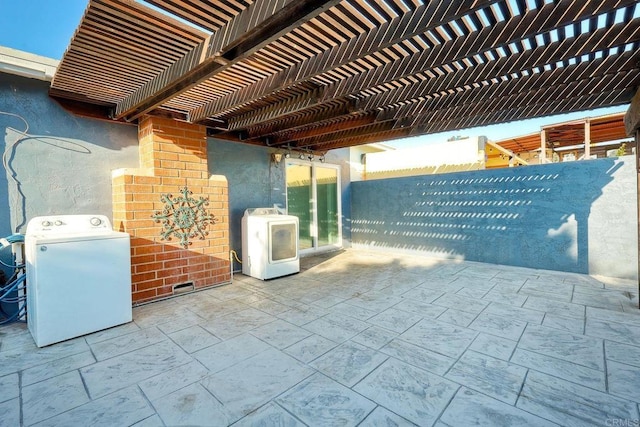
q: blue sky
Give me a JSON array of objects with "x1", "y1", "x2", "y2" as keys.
[
  {"x1": 0, "y1": 0, "x2": 629, "y2": 146},
  {"x1": 0, "y1": 0, "x2": 87, "y2": 59}
]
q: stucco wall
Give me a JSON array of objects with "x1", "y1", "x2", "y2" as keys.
[
  {"x1": 351, "y1": 157, "x2": 638, "y2": 280},
  {"x1": 0, "y1": 73, "x2": 139, "y2": 234},
  {"x1": 207, "y1": 139, "x2": 284, "y2": 271},
  {"x1": 208, "y1": 139, "x2": 351, "y2": 271},
  {"x1": 0, "y1": 73, "x2": 354, "y2": 279}
]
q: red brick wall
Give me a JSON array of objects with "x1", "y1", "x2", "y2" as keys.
[{"x1": 112, "y1": 116, "x2": 230, "y2": 303}]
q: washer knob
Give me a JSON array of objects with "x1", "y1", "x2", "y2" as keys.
[
  {"x1": 54, "y1": 220, "x2": 63, "y2": 226},
  {"x1": 90, "y1": 217, "x2": 102, "y2": 226},
  {"x1": 41, "y1": 220, "x2": 52, "y2": 227}
]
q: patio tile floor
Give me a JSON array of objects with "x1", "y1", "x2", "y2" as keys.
[{"x1": 1, "y1": 249, "x2": 639, "y2": 426}]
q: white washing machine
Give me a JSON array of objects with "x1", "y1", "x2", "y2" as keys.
[
  {"x1": 242, "y1": 208, "x2": 299, "y2": 280},
  {"x1": 25, "y1": 214, "x2": 132, "y2": 347}
]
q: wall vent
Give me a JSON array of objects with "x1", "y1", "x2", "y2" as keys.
[{"x1": 173, "y1": 282, "x2": 195, "y2": 295}]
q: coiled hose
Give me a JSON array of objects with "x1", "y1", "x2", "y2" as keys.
[{"x1": 0, "y1": 233, "x2": 25, "y2": 325}]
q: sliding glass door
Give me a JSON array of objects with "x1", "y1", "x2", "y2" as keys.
[
  {"x1": 286, "y1": 161, "x2": 341, "y2": 253},
  {"x1": 286, "y1": 163, "x2": 313, "y2": 250}
]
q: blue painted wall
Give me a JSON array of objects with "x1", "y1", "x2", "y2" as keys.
[
  {"x1": 0, "y1": 73, "x2": 139, "y2": 234},
  {"x1": 208, "y1": 139, "x2": 352, "y2": 271},
  {"x1": 352, "y1": 158, "x2": 637, "y2": 280},
  {"x1": 0, "y1": 73, "x2": 353, "y2": 279},
  {"x1": 8, "y1": 70, "x2": 628, "y2": 282},
  {"x1": 0, "y1": 72, "x2": 139, "y2": 300},
  {"x1": 207, "y1": 139, "x2": 285, "y2": 271}
]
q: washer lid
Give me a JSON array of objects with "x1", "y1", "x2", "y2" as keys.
[{"x1": 29, "y1": 231, "x2": 130, "y2": 245}]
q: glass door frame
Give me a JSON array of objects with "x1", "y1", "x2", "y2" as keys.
[{"x1": 285, "y1": 160, "x2": 342, "y2": 255}]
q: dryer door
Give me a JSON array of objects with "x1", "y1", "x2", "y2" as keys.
[{"x1": 269, "y1": 220, "x2": 298, "y2": 263}]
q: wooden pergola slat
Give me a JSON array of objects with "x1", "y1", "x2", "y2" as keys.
[
  {"x1": 189, "y1": 0, "x2": 496, "y2": 122},
  {"x1": 49, "y1": 0, "x2": 640, "y2": 153},
  {"x1": 216, "y1": 17, "x2": 640, "y2": 146},
  {"x1": 113, "y1": 0, "x2": 342, "y2": 120},
  {"x1": 209, "y1": 0, "x2": 638, "y2": 137}
]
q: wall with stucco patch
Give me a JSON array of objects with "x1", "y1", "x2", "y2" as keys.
[{"x1": 0, "y1": 73, "x2": 140, "y2": 234}]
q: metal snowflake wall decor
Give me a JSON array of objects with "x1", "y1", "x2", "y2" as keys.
[{"x1": 152, "y1": 187, "x2": 217, "y2": 248}]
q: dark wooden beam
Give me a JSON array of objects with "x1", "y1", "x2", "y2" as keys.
[
  {"x1": 221, "y1": 21, "x2": 638, "y2": 147},
  {"x1": 208, "y1": 0, "x2": 638, "y2": 134},
  {"x1": 320, "y1": 0, "x2": 633, "y2": 104},
  {"x1": 305, "y1": 128, "x2": 413, "y2": 151},
  {"x1": 388, "y1": 50, "x2": 640, "y2": 125},
  {"x1": 49, "y1": 94, "x2": 200, "y2": 126},
  {"x1": 358, "y1": 20, "x2": 639, "y2": 113},
  {"x1": 226, "y1": 86, "x2": 325, "y2": 131},
  {"x1": 50, "y1": 96, "x2": 119, "y2": 122},
  {"x1": 269, "y1": 112, "x2": 378, "y2": 146},
  {"x1": 292, "y1": 121, "x2": 398, "y2": 149},
  {"x1": 295, "y1": 57, "x2": 639, "y2": 151},
  {"x1": 625, "y1": 87, "x2": 640, "y2": 136},
  {"x1": 281, "y1": 86, "x2": 633, "y2": 153},
  {"x1": 114, "y1": 0, "x2": 341, "y2": 121},
  {"x1": 419, "y1": 89, "x2": 633, "y2": 137},
  {"x1": 49, "y1": 87, "x2": 115, "y2": 107},
  {"x1": 200, "y1": 119, "x2": 228, "y2": 131},
  {"x1": 189, "y1": 0, "x2": 496, "y2": 122},
  {"x1": 237, "y1": 100, "x2": 356, "y2": 140},
  {"x1": 312, "y1": 89, "x2": 630, "y2": 153},
  {"x1": 146, "y1": 108, "x2": 188, "y2": 121}
]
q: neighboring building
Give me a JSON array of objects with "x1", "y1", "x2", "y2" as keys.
[
  {"x1": 349, "y1": 143, "x2": 395, "y2": 181},
  {"x1": 0, "y1": 46, "x2": 58, "y2": 81},
  {"x1": 356, "y1": 112, "x2": 634, "y2": 180},
  {"x1": 495, "y1": 112, "x2": 634, "y2": 164},
  {"x1": 358, "y1": 136, "x2": 528, "y2": 180}
]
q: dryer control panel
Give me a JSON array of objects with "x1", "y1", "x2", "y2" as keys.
[{"x1": 244, "y1": 208, "x2": 283, "y2": 216}]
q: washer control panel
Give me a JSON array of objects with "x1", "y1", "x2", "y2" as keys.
[{"x1": 26, "y1": 214, "x2": 113, "y2": 236}]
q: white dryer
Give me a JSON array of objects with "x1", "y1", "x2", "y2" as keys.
[
  {"x1": 242, "y1": 208, "x2": 299, "y2": 280},
  {"x1": 25, "y1": 214, "x2": 132, "y2": 347}
]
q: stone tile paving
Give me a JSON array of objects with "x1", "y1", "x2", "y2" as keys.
[{"x1": 1, "y1": 249, "x2": 639, "y2": 426}]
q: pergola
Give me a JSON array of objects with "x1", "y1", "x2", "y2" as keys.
[
  {"x1": 48, "y1": 0, "x2": 640, "y2": 155},
  {"x1": 496, "y1": 111, "x2": 632, "y2": 159}
]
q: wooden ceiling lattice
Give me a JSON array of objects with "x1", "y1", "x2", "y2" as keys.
[{"x1": 50, "y1": 0, "x2": 640, "y2": 153}]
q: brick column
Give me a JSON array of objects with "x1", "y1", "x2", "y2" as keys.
[{"x1": 112, "y1": 116, "x2": 230, "y2": 303}]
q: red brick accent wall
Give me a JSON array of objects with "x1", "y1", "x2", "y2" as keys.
[{"x1": 112, "y1": 116, "x2": 230, "y2": 303}]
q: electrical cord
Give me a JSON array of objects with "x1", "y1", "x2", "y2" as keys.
[
  {"x1": 0, "y1": 303, "x2": 26, "y2": 325},
  {"x1": 230, "y1": 249, "x2": 242, "y2": 264},
  {"x1": 0, "y1": 274, "x2": 25, "y2": 300},
  {"x1": 0, "y1": 258, "x2": 24, "y2": 269}
]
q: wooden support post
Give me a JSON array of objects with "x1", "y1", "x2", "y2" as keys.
[
  {"x1": 540, "y1": 129, "x2": 547, "y2": 163},
  {"x1": 625, "y1": 88, "x2": 640, "y2": 308},
  {"x1": 637, "y1": 129, "x2": 640, "y2": 308},
  {"x1": 584, "y1": 119, "x2": 591, "y2": 160}
]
